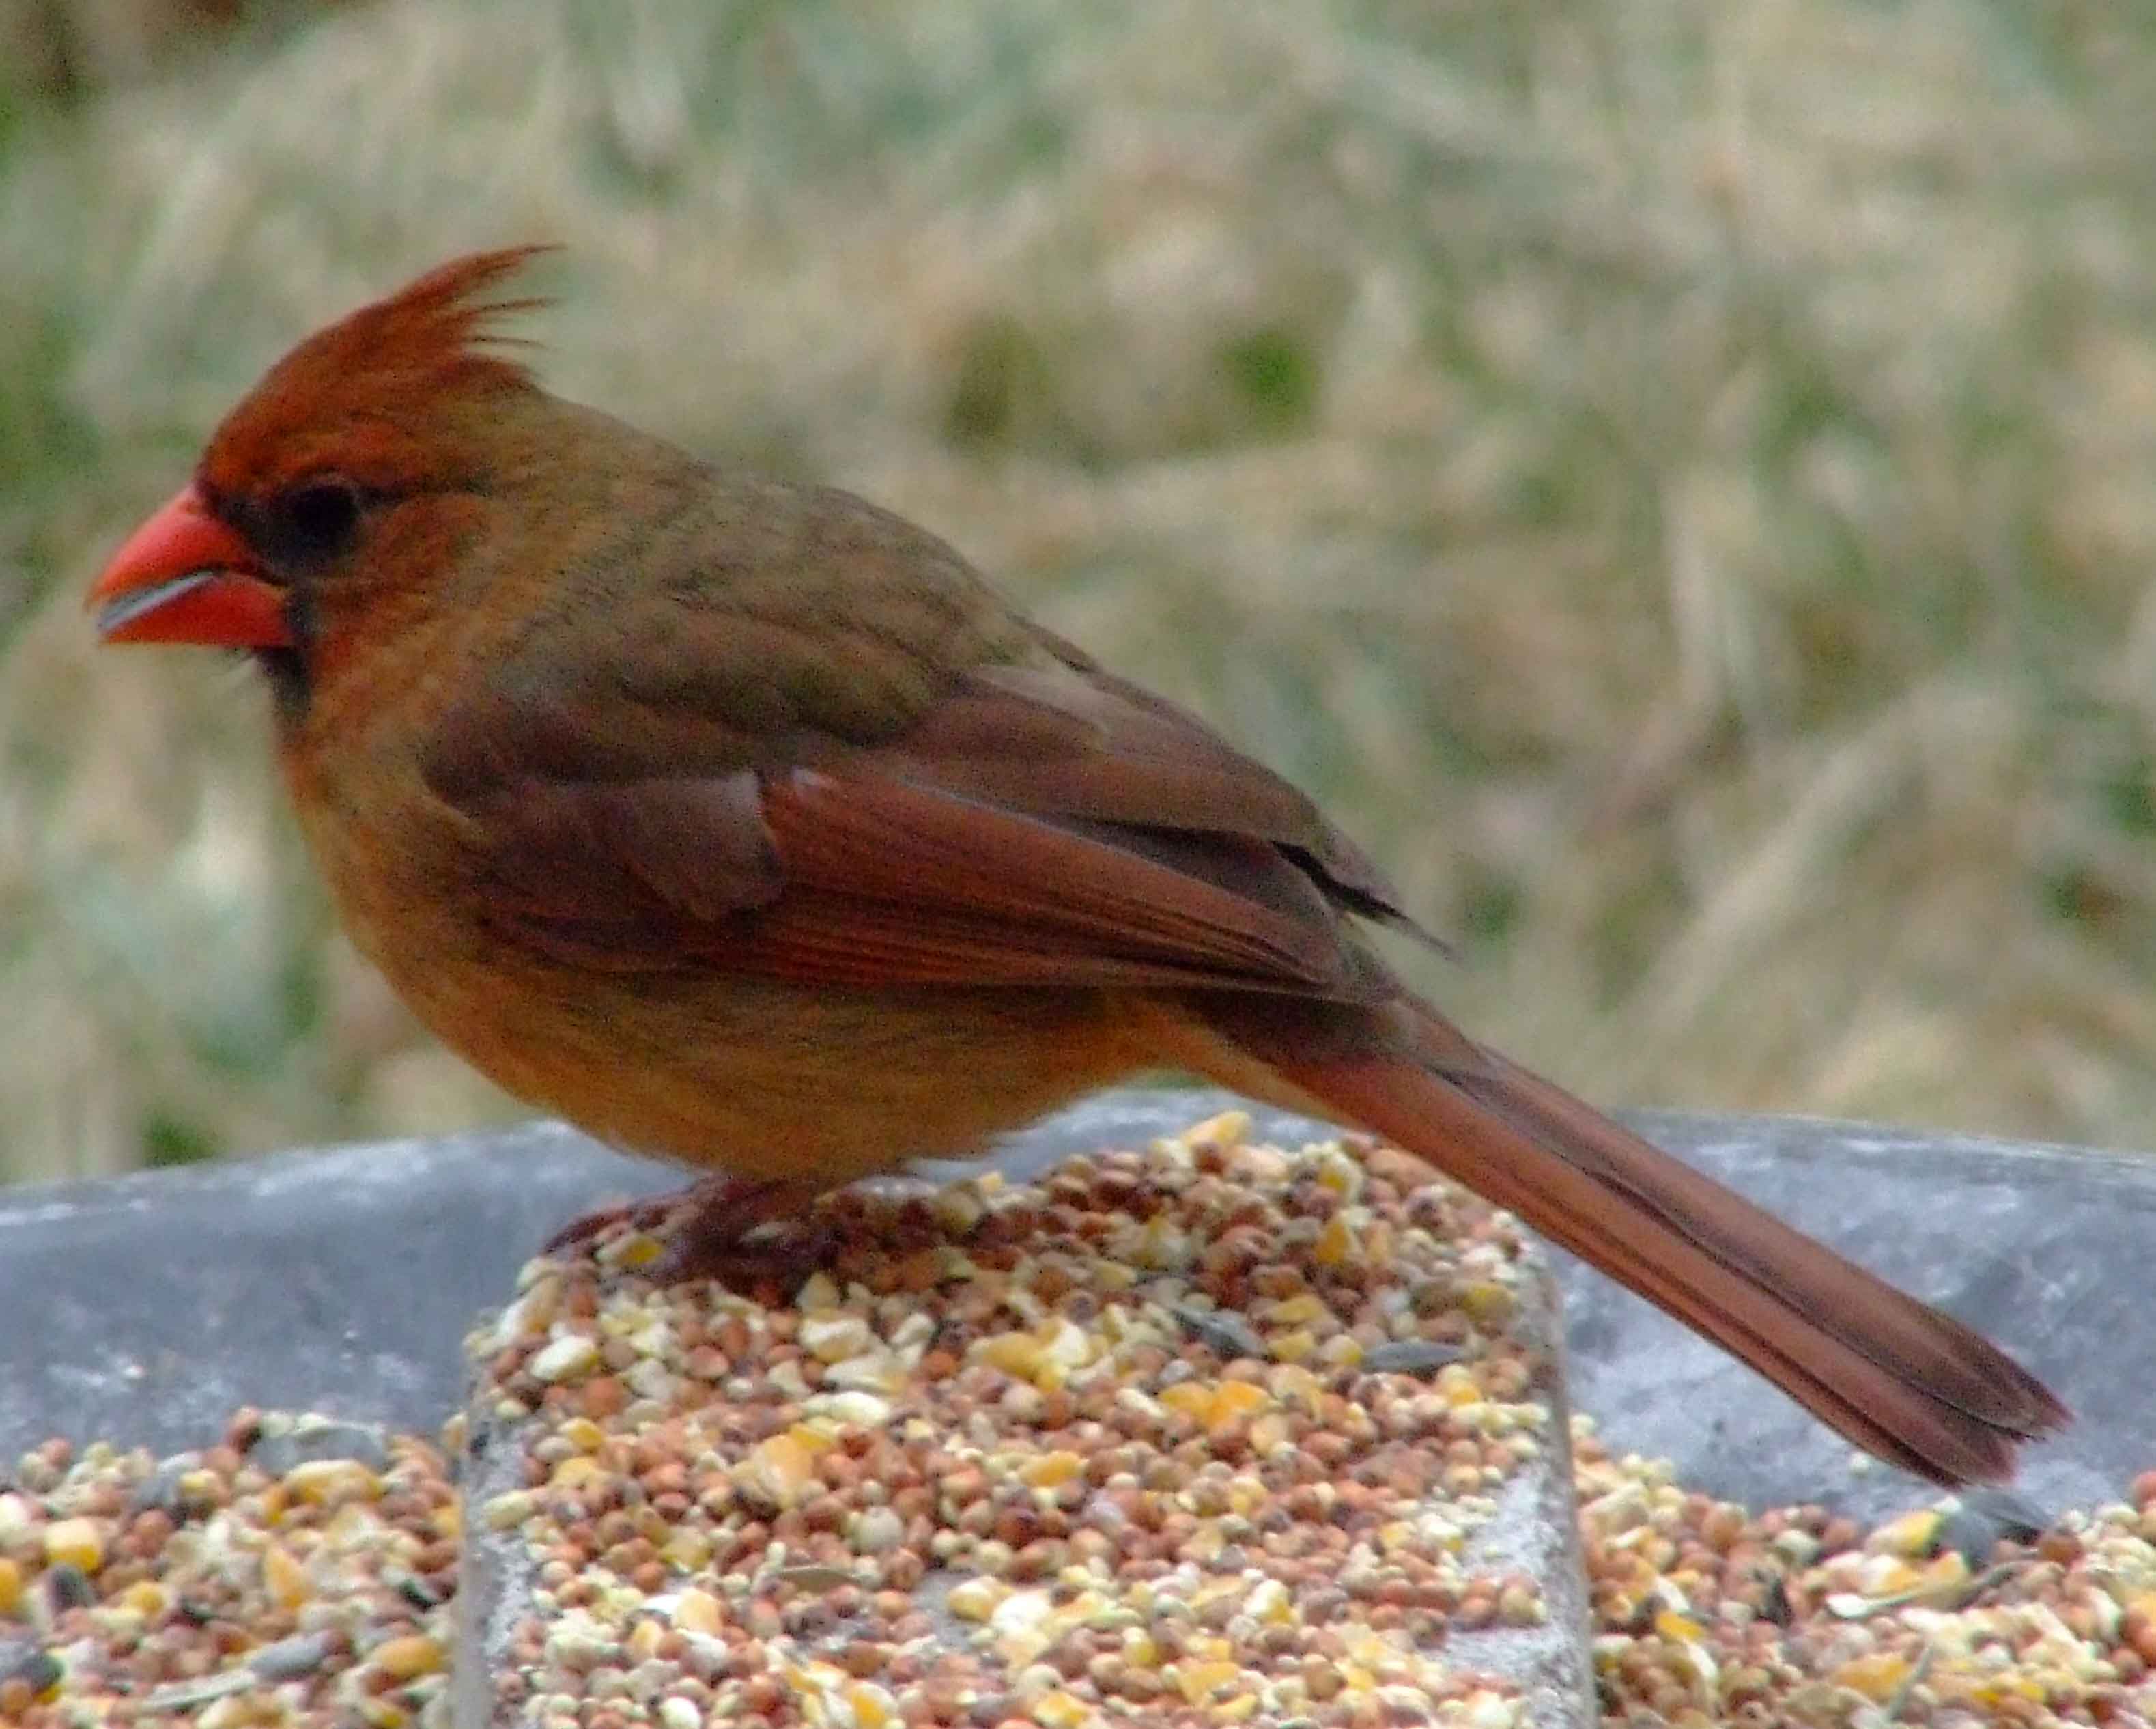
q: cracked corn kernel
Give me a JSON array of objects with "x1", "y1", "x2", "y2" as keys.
[
  {"x1": 1157, "y1": 1378, "x2": 1271, "y2": 1431},
  {"x1": 1179, "y1": 1109, "x2": 1251, "y2": 1151},
  {"x1": 948, "y1": 1578, "x2": 1006, "y2": 1621},
  {"x1": 115, "y1": 1578, "x2": 169, "y2": 1620},
  {"x1": 1019, "y1": 1450, "x2": 1085, "y2": 1489},
  {"x1": 283, "y1": 1459, "x2": 378, "y2": 1506},
  {"x1": 1266, "y1": 1327, "x2": 1317, "y2": 1362},
  {"x1": 1313, "y1": 1213, "x2": 1358, "y2": 1266},
  {"x1": 1460, "y1": 1281, "x2": 1516, "y2": 1325},
  {"x1": 528, "y1": 1334, "x2": 601, "y2": 1382},
  {"x1": 369, "y1": 1633, "x2": 444, "y2": 1680},
  {"x1": 261, "y1": 1541, "x2": 308, "y2": 1608},
  {"x1": 799, "y1": 1314, "x2": 875, "y2": 1362},
  {"x1": 1029, "y1": 1688, "x2": 1093, "y2": 1727},
  {"x1": 1832, "y1": 1652, "x2": 1911, "y2": 1700},
  {"x1": 481, "y1": 1489, "x2": 535, "y2": 1530},
  {"x1": 1866, "y1": 1508, "x2": 1944, "y2": 1556},
  {"x1": 735, "y1": 1431, "x2": 817, "y2": 1509},
  {"x1": 547, "y1": 1454, "x2": 610, "y2": 1492},
  {"x1": 42, "y1": 1517, "x2": 104, "y2": 1572},
  {"x1": 672, "y1": 1586, "x2": 723, "y2": 1635},
  {"x1": 556, "y1": 1416, "x2": 606, "y2": 1452},
  {"x1": 1260, "y1": 1293, "x2": 1329, "y2": 1327},
  {"x1": 659, "y1": 1528, "x2": 713, "y2": 1571}
]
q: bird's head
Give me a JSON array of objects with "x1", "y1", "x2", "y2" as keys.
[{"x1": 88, "y1": 247, "x2": 556, "y2": 714}]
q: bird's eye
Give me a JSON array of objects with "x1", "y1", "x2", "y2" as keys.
[{"x1": 270, "y1": 480, "x2": 363, "y2": 564}]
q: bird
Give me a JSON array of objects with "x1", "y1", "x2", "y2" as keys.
[{"x1": 87, "y1": 247, "x2": 2067, "y2": 1485}]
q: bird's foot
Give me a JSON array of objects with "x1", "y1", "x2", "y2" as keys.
[
  {"x1": 544, "y1": 1175, "x2": 838, "y2": 1291},
  {"x1": 541, "y1": 1189, "x2": 697, "y2": 1257}
]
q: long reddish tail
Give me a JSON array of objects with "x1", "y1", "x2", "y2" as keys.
[{"x1": 1228, "y1": 1004, "x2": 2067, "y2": 1485}]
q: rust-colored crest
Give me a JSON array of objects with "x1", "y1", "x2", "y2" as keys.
[
  {"x1": 281, "y1": 246, "x2": 553, "y2": 395},
  {"x1": 197, "y1": 247, "x2": 558, "y2": 504}
]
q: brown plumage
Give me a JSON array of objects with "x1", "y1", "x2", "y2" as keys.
[{"x1": 89, "y1": 249, "x2": 2068, "y2": 1485}]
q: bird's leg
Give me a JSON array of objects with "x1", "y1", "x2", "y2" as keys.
[
  {"x1": 648, "y1": 1175, "x2": 838, "y2": 1283},
  {"x1": 541, "y1": 1174, "x2": 838, "y2": 1284},
  {"x1": 540, "y1": 1183, "x2": 722, "y2": 1256}
]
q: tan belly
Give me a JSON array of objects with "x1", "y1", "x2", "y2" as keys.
[
  {"x1": 299, "y1": 772, "x2": 1185, "y2": 1183},
  {"x1": 378, "y1": 926, "x2": 1159, "y2": 1183}
]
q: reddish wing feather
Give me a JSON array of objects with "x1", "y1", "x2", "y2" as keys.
[
  {"x1": 989, "y1": 636, "x2": 1432, "y2": 936},
  {"x1": 450, "y1": 759, "x2": 1375, "y2": 993},
  {"x1": 425, "y1": 650, "x2": 1400, "y2": 996},
  {"x1": 752, "y1": 769, "x2": 1363, "y2": 992}
]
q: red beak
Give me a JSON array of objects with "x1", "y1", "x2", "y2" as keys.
[{"x1": 89, "y1": 486, "x2": 292, "y2": 648}]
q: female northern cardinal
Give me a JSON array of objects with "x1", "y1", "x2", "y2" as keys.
[{"x1": 89, "y1": 249, "x2": 2065, "y2": 1485}]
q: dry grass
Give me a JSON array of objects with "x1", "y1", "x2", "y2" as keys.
[{"x1": 7, "y1": 0, "x2": 2156, "y2": 1184}]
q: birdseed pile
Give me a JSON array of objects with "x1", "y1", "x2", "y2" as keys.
[
  {"x1": 457, "y1": 1114, "x2": 1578, "y2": 1728},
  {"x1": 0, "y1": 1114, "x2": 2149, "y2": 1728}
]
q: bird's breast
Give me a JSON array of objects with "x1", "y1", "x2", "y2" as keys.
[{"x1": 287, "y1": 770, "x2": 1156, "y2": 1181}]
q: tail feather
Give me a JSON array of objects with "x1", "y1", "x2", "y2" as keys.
[{"x1": 1251, "y1": 1015, "x2": 2067, "y2": 1486}]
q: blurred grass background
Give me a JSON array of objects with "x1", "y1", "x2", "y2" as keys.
[{"x1": 7, "y1": 0, "x2": 2156, "y2": 1187}]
